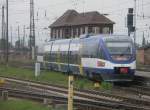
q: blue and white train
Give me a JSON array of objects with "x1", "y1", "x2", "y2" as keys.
[{"x1": 43, "y1": 34, "x2": 136, "y2": 82}]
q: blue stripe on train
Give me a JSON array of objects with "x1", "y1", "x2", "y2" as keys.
[
  {"x1": 83, "y1": 67, "x2": 135, "y2": 75},
  {"x1": 83, "y1": 67, "x2": 135, "y2": 81}
]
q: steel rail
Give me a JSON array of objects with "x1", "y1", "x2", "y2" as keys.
[
  {"x1": 1, "y1": 76, "x2": 150, "y2": 105},
  {"x1": 0, "y1": 87, "x2": 150, "y2": 110},
  {"x1": 0, "y1": 76, "x2": 150, "y2": 109}
]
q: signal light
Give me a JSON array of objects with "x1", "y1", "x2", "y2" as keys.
[
  {"x1": 127, "y1": 14, "x2": 133, "y2": 26},
  {"x1": 127, "y1": 8, "x2": 134, "y2": 27}
]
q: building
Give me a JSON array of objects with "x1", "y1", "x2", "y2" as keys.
[
  {"x1": 137, "y1": 45, "x2": 150, "y2": 65},
  {"x1": 49, "y1": 10, "x2": 115, "y2": 40}
]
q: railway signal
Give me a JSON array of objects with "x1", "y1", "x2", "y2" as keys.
[{"x1": 127, "y1": 8, "x2": 135, "y2": 36}]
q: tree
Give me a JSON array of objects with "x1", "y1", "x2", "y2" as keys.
[{"x1": 0, "y1": 38, "x2": 12, "y2": 50}]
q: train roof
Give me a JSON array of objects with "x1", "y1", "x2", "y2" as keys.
[
  {"x1": 45, "y1": 34, "x2": 132, "y2": 44},
  {"x1": 102, "y1": 35, "x2": 132, "y2": 41}
]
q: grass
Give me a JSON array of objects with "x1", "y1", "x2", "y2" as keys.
[
  {"x1": 100, "y1": 82, "x2": 113, "y2": 90},
  {"x1": 0, "y1": 99, "x2": 50, "y2": 110},
  {"x1": 0, "y1": 64, "x2": 94, "y2": 89}
]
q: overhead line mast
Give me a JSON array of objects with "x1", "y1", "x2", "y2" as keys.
[
  {"x1": 134, "y1": 0, "x2": 137, "y2": 46},
  {"x1": 30, "y1": 0, "x2": 35, "y2": 60},
  {"x1": 6, "y1": 0, "x2": 9, "y2": 64},
  {"x1": 2, "y1": 6, "x2": 5, "y2": 40},
  {"x1": 1, "y1": 5, "x2": 5, "y2": 60}
]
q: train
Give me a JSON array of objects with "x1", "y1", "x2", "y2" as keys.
[{"x1": 42, "y1": 34, "x2": 136, "y2": 82}]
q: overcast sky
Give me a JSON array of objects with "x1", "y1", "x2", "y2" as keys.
[{"x1": 0, "y1": 0, "x2": 150, "y2": 46}]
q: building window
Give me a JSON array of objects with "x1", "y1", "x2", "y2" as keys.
[
  {"x1": 57, "y1": 29, "x2": 60, "y2": 38},
  {"x1": 50, "y1": 29, "x2": 53, "y2": 39},
  {"x1": 80, "y1": 27, "x2": 85, "y2": 34},
  {"x1": 88, "y1": 26, "x2": 97, "y2": 34},
  {"x1": 82, "y1": 27, "x2": 85, "y2": 34},
  {"x1": 54, "y1": 29, "x2": 57, "y2": 39},
  {"x1": 99, "y1": 27, "x2": 102, "y2": 33},
  {"x1": 103, "y1": 27, "x2": 110, "y2": 34},
  {"x1": 56, "y1": 29, "x2": 58, "y2": 38},
  {"x1": 65, "y1": 28, "x2": 71, "y2": 38},
  {"x1": 88, "y1": 27, "x2": 93, "y2": 33},
  {"x1": 76, "y1": 28, "x2": 79, "y2": 37},
  {"x1": 73, "y1": 28, "x2": 76, "y2": 37},
  {"x1": 94, "y1": 27, "x2": 99, "y2": 34},
  {"x1": 78, "y1": 28, "x2": 81, "y2": 36},
  {"x1": 59, "y1": 29, "x2": 61, "y2": 37}
]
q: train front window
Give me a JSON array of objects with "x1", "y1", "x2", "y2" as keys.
[
  {"x1": 106, "y1": 42, "x2": 132, "y2": 55},
  {"x1": 105, "y1": 41, "x2": 132, "y2": 61}
]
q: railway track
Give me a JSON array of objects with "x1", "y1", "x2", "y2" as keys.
[
  {"x1": 0, "y1": 86, "x2": 150, "y2": 110},
  {"x1": 113, "y1": 75, "x2": 150, "y2": 98},
  {"x1": 0, "y1": 87, "x2": 111, "y2": 110},
  {"x1": 115, "y1": 84, "x2": 150, "y2": 96},
  {"x1": 0, "y1": 76, "x2": 150, "y2": 110},
  {"x1": 134, "y1": 75, "x2": 150, "y2": 85}
]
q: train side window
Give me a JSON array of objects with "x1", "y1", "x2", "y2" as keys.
[
  {"x1": 69, "y1": 39, "x2": 81, "y2": 64},
  {"x1": 98, "y1": 47, "x2": 105, "y2": 59},
  {"x1": 51, "y1": 51, "x2": 56, "y2": 62},
  {"x1": 82, "y1": 43, "x2": 98, "y2": 58},
  {"x1": 44, "y1": 52, "x2": 50, "y2": 61}
]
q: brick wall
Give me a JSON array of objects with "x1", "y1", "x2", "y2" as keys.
[
  {"x1": 137, "y1": 49, "x2": 145, "y2": 64},
  {"x1": 144, "y1": 48, "x2": 150, "y2": 65},
  {"x1": 137, "y1": 48, "x2": 150, "y2": 65}
]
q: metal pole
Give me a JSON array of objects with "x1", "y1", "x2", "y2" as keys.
[
  {"x1": 2, "y1": 6, "x2": 5, "y2": 60},
  {"x1": 23, "y1": 25, "x2": 26, "y2": 48},
  {"x1": 2, "y1": 6, "x2": 4, "y2": 40},
  {"x1": 134, "y1": 0, "x2": 137, "y2": 46},
  {"x1": 30, "y1": 0, "x2": 35, "y2": 60},
  {"x1": 30, "y1": 0, "x2": 32, "y2": 58},
  {"x1": 18, "y1": 25, "x2": 20, "y2": 50},
  {"x1": 10, "y1": 26, "x2": 13, "y2": 49},
  {"x1": 6, "y1": 0, "x2": 9, "y2": 64},
  {"x1": 68, "y1": 75, "x2": 74, "y2": 110}
]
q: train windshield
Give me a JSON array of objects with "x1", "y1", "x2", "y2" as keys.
[{"x1": 105, "y1": 41, "x2": 132, "y2": 55}]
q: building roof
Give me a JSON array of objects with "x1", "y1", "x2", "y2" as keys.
[{"x1": 50, "y1": 10, "x2": 115, "y2": 28}]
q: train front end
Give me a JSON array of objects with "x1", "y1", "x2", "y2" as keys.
[{"x1": 100, "y1": 36, "x2": 136, "y2": 82}]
